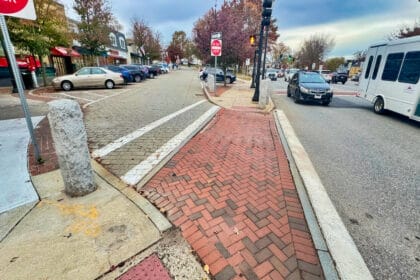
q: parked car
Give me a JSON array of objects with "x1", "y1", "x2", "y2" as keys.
[
  {"x1": 265, "y1": 68, "x2": 278, "y2": 81},
  {"x1": 331, "y1": 72, "x2": 348, "y2": 84},
  {"x1": 287, "y1": 71, "x2": 333, "y2": 105},
  {"x1": 147, "y1": 65, "x2": 161, "y2": 78},
  {"x1": 351, "y1": 73, "x2": 360, "y2": 82},
  {"x1": 278, "y1": 69, "x2": 285, "y2": 78},
  {"x1": 52, "y1": 67, "x2": 124, "y2": 91},
  {"x1": 285, "y1": 68, "x2": 299, "y2": 82},
  {"x1": 120, "y1": 65, "x2": 145, "y2": 82},
  {"x1": 314, "y1": 69, "x2": 333, "y2": 83},
  {"x1": 102, "y1": 65, "x2": 132, "y2": 83},
  {"x1": 205, "y1": 67, "x2": 236, "y2": 83}
]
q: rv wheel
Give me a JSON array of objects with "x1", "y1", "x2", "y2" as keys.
[{"x1": 374, "y1": 97, "x2": 385, "y2": 114}]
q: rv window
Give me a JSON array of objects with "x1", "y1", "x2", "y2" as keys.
[
  {"x1": 372, "y1": 55, "x2": 382, "y2": 80},
  {"x1": 381, "y1": 53, "x2": 404, "y2": 81},
  {"x1": 398, "y1": 51, "x2": 420, "y2": 84},
  {"x1": 364, "y1": 56, "x2": 374, "y2": 79}
]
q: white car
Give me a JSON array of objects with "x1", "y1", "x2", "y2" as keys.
[
  {"x1": 52, "y1": 67, "x2": 124, "y2": 91},
  {"x1": 285, "y1": 68, "x2": 299, "y2": 82},
  {"x1": 315, "y1": 70, "x2": 333, "y2": 83}
]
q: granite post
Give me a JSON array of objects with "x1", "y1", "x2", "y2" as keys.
[{"x1": 47, "y1": 100, "x2": 96, "y2": 196}]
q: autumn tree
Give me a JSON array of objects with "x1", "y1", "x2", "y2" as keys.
[
  {"x1": 73, "y1": 0, "x2": 115, "y2": 65},
  {"x1": 296, "y1": 34, "x2": 335, "y2": 69},
  {"x1": 193, "y1": 0, "x2": 279, "y2": 69},
  {"x1": 131, "y1": 18, "x2": 162, "y2": 63},
  {"x1": 325, "y1": 57, "x2": 345, "y2": 72},
  {"x1": 271, "y1": 42, "x2": 291, "y2": 67},
  {"x1": 6, "y1": 0, "x2": 71, "y2": 85}
]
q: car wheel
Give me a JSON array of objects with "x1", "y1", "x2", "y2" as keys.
[
  {"x1": 341, "y1": 81, "x2": 346, "y2": 85},
  {"x1": 226, "y1": 77, "x2": 232, "y2": 84},
  {"x1": 134, "y1": 75, "x2": 141, "y2": 83},
  {"x1": 287, "y1": 86, "x2": 291, "y2": 97},
  {"x1": 61, "y1": 81, "x2": 72, "y2": 91},
  {"x1": 322, "y1": 99, "x2": 331, "y2": 106},
  {"x1": 374, "y1": 96, "x2": 385, "y2": 114},
  {"x1": 105, "y1": 80, "x2": 115, "y2": 89},
  {"x1": 294, "y1": 89, "x2": 300, "y2": 103}
]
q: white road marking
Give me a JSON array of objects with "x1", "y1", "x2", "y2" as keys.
[
  {"x1": 274, "y1": 109, "x2": 373, "y2": 280},
  {"x1": 91, "y1": 100, "x2": 207, "y2": 158},
  {"x1": 82, "y1": 89, "x2": 132, "y2": 108},
  {"x1": 58, "y1": 92, "x2": 95, "y2": 102},
  {"x1": 121, "y1": 105, "x2": 220, "y2": 186}
]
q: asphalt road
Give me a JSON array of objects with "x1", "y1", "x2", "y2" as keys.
[{"x1": 271, "y1": 79, "x2": 420, "y2": 279}]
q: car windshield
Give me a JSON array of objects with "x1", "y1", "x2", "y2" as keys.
[{"x1": 300, "y1": 73, "x2": 326, "y2": 83}]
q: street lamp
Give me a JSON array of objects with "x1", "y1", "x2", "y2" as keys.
[
  {"x1": 252, "y1": 0, "x2": 273, "y2": 102},
  {"x1": 249, "y1": 35, "x2": 257, "y2": 88}
]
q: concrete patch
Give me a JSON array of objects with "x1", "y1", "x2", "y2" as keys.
[
  {"x1": 274, "y1": 109, "x2": 373, "y2": 280},
  {"x1": 0, "y1": 170, "x2": 161, "y2": 279},
  {"x1": 0, "y1": 117, "x2": 44, "y2": 213}
]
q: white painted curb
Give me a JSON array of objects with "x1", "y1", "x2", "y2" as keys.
[{"x1": 274, "y1": 109, "x2": 373, "y2": 280}]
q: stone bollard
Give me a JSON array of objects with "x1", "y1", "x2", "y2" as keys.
[
  {"x1": 259, "y1": 79, "x2": 272, "y2": 109},
  {"x1": 48, "y1": 99, "x2": 96, "y2": 197},
  {"x1": 207, "y1": 74, "x2": 216, "y2": 93}
]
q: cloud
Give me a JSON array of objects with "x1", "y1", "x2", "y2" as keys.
[{"x1": 279, "y1": 6, "x2": 420, "y2": 58}]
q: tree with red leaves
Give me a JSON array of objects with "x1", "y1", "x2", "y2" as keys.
[{"x1": 193, "y1": 0, "x2": 278, "y2": 69}]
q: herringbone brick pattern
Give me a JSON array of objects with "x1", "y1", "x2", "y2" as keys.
[{"x1": 141, "y1": 109, "x2": 324, "y2": 280}]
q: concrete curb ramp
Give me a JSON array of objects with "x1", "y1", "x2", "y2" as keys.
[{"x1": 274, "y1": 109, "x2": 373, "y2": 280}]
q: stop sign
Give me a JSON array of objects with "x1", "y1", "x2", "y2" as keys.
[
  {"x1": 211, "y1": 39, "x2": 222, "y2": 57},
  {"x1": 0, "y1": 0, "x2": 29, "y2": 14},
  {"x1": 0, "y1": 0, "x2": 36, "y2": 20}
]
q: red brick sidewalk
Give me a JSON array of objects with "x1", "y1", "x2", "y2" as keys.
[{"x1": 141, "y1": 108, "x2": 324, "y2": 280}]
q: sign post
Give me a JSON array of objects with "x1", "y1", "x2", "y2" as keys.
[
  {"x1": 211, "y1": 32, "x2": 222, "y2": 69},
  {"x1": 1, "y1": 1, "x2": 40, "y2": 161}
]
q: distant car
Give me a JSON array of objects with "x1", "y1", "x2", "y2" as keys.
[
  {"x1": 285, "y1": 68, "x2": 299, "y2": 82},
  {"x1": 287, "y1": 71, "x2": 333, "y2": 105},
  {"x1": 102, "y1": 65, "x2": 132, "y2": 83},
  {"x1": 265, "y1": 68, "x2": 278, "y2": 81},
  {"x1": 147, "y1": 65, "x2": 161, "y2": 78},
  {"x1": 351, "y1": 73, "x2": 360, "y2": 82},
  {"x1": 52, "y1": 67, "x2": 124, "y2": 91},
  {"x1": 278, "y1": 69, "x2": 285, "y2": 78},
  {"x1": 314, "y1": 69, "x2": 333, "y2": 83},
  {"x1": 120, "y1": 65, "x2": 145, "y2": 82},
  {"x1": 331, "y1": 72, "x2": 348, "y2": 84},
  {"x1": 205, "y1": 67, "x2": 236, "y2": 83}
]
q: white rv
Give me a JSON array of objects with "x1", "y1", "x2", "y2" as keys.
[{"x1": 357, "y1": 36, "x2": 420, "y2": 121}]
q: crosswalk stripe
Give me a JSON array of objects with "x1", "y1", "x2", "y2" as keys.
[
  {"x1": 121, "y1": 105, "x2": 220, "y2": 186},
  {"x1": 91, "y1": 100, "x2": 207, "y2": 158}
]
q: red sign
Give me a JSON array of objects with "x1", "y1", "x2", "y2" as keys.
[
  {"x1": 211, "y1": 39, "x2": 222, "y2": 57},
  {"x1": 0, "y1": 0, "x2": 29, "y2": 14},
  {"x1": 0, "y1": 0, "x2": 36, "y2": 20}
]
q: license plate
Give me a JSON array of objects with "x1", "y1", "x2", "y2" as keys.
[{"x1": 314, "y1": 95, "x2": 321, "y2": 99}]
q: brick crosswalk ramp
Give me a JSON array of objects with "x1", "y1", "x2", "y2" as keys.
[{"x1": 141, "y1": 108, "x2": 324, "y2": 280}]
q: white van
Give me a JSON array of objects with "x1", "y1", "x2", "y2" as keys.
[{"x1": 357, "y1": 36, "x2": 420, "y2": 121}]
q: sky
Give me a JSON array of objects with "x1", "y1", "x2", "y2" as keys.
[{"x1": 59, "y1": 0, "x2": 420, "y2": 58}]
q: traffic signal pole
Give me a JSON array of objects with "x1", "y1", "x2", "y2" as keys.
[{"x1": 252, "y1": 20, "x2": 265, "y2": 102}]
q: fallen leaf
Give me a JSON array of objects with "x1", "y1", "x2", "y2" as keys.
[
  {"x1": 203, "y1": 264, "x2": 210, "y2": 274},
  {"x1": 233, "y1": 227, "x2": 239, "y2": 235}
]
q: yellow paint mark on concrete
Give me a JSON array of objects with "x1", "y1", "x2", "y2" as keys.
[{"x1": 39, "y1": 200, "x2": 101, "y2": 237}]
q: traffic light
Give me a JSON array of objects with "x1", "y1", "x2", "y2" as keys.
[
  {"x1": 249, "y1": 35, "x2": 256, "y2": 46},
  {"x1": 262, "y1": 0, "x2": 273, "y2": 26}
]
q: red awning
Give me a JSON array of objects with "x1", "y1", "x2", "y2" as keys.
[
  {"x1": 0, "y1": 57, "x2": 29, "y2": 68},
  {"x1": 51, "y1": 47, "x2": 81, "y2": 57}
]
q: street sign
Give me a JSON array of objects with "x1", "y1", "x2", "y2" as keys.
[
  {"x1": 210, "y1": 39, "x2": 222, "y2": 57},
  {"x1": 0, "y1": 0, "x2": 36, "y2": 20},
  {"x1": 211, "y1": 32, "x2": 222, "y2": 39}
]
